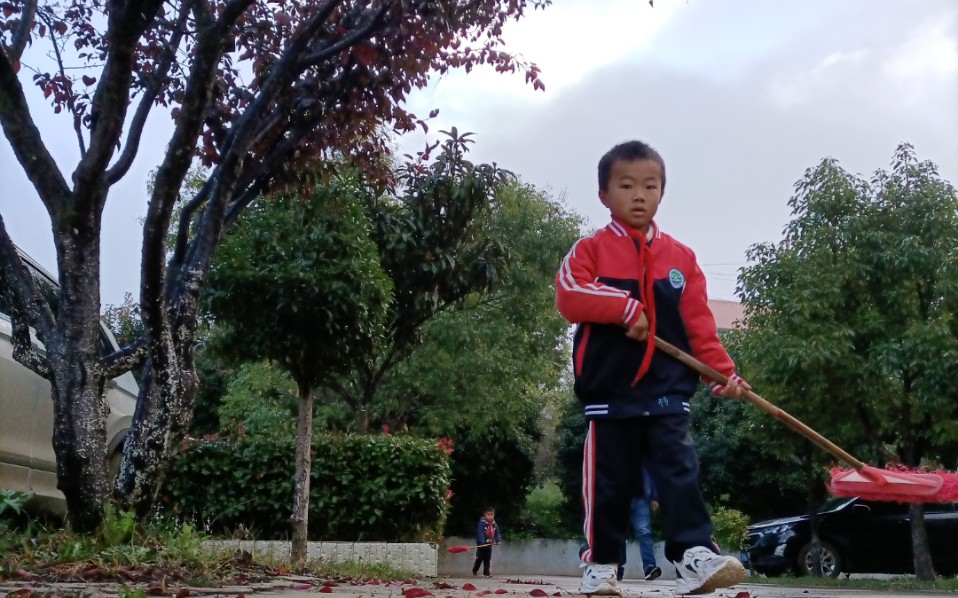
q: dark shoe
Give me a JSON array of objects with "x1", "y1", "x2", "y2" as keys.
[
  {"x1": 616, "y1": 565, "x2": 624, "y2": 581},
  {"x1": 644, "y1": 566, "x2": 662, "y2": 581}
]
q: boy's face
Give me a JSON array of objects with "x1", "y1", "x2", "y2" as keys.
[
  {"x1": 599, "y1": 158, "x2": 663, "y2": 233},
  {"x1": 484, "y1": 512, "x2": 495, "y2": 522}
]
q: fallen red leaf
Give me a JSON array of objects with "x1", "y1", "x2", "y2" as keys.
[
  {"x1": 476, "y1": 591, "x2": 492, "y2": 596},
  {"x1": 403, "y1": 589, "x2": 434, "y2": 598},
  {"x1": 15, "y1": 569, "x2": 34, "y2": 580},
  {"x1": 434, "y1": 582, "x2": 455, "y2": 589},
  {"x1": 734, "y1": 593, "x2": 751, "y2": 598},
  {"x1": 462, "y1": 583, "x2": 478, "y2": 591},
  {"x1": 530, "y1": 590, "x2": 548, "y2": 597},
  {"x1": 552, "y1": 593, "x2": 561, "y2": 597},
  {"x1": 495, "y1": 590, "x2": 508, "y2": 595},
  {"x1": 319, "y1": 587, "x2": 334, "y2": 593}
]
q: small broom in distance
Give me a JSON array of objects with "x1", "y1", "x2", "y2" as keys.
[
  {"x1": 447, "y1": 542, "x2": 495, "y2": 554},
  {"x1": 654, "y1": 336, "x2": 958, "y2": 503}
]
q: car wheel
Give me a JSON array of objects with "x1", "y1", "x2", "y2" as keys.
[
  {"x1": 108, "y1": 445, "x2": 124, "y2": 480},
  {"x1": 796, "y1": 541, "x2": 842, "y2": 578}
]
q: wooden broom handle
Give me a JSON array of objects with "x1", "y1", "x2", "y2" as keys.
[{"x1": 653, "y1": 336, "x2": 866, "y2": 471}]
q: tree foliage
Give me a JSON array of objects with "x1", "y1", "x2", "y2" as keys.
[
  {"x1": 737, "y1": 143, "x2": 958, "y2": 579},
  {"x1": 0, "y1": 0, "x2": 548, "y2": 531},
  {"x1": 204, "y1": 167, "x2": 392, "y2": 563},
  {"x1": 368, "y1": 180, "x2": 580, "y2": 534},
  {"x1": 327, "y1": 129, "x2": 515, "y2": 431}
]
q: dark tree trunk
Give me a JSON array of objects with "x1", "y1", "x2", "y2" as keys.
[
  {"x1": 290, "y1": 381, "x2": 315, "y2": 566},
  {"x1": 910, "y1": 503, "x2": 936, "y2": 581},
  {"x1": 48, "y1": 237, "x2": 110, "y2": 533},
  {"x1": 114, "y1": 349, "x2": 199, "y2": 518}
]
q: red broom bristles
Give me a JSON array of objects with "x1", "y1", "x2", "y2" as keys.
[{"x1": 829, "y1": 466, "x2": 958, "y2": 503}]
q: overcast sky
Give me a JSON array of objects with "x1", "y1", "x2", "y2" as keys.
[{"x1": 1, "y1": 0, "x2": 956, "y2": 306}]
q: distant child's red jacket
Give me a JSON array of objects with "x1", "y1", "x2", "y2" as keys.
[{"x1": 556, "y1": 219, "x2": 738, "y2": 418}]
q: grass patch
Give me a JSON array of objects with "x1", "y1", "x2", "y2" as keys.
[
  {"x1": 0, "y1": 499, "x2": 418, "y2": 588},
  {"x1": 747, "y1": 572, "x2": 958, "y2": 592}
]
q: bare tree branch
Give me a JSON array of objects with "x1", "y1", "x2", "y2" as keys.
[
  {"x1": 106, "y1": 1, "x2": 193, "y2": 185},
  {"x1": 102, "y1": 336, "x2": 148, "y2": 379},
  {"x1": 4, "y1": 0, "x2": 37, "y2": 62},
  {"x1": 0, "y1": 215, "x2": 55, "y2": 377},
  {"x1": 299, "y1": 1, "x2": 391, "y2": 67},
  {"x1": 36, "y1": 9, "x2": 87, "y2": 155},
  {"x1": 143, "y1": 0, "x2": 255, "y2": 320},
  {"x1": 73, "y1": 0, "x2": 166, "y2": 208},
  {"x1": 0, "y1": 49, "x2": 70, "y2": 218}
]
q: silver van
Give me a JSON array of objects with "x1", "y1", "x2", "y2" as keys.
[{"x1": 0, "y1": 250, "x2": 137, "y2": 514}]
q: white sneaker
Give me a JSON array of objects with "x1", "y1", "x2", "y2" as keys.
[
  {"x1": 673, "y1": 546, "x2": 745, "y2": 595},
  {"x1": 578, "y1": 563, "x2": 620, "y2": 595}
]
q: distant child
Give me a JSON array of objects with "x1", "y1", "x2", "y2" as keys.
[
  {"x1": 555, "y1": 140, "x2": 750, "y2": 596},
  {"x1": 472, "y1": 507, "x2": 502, "y2": 577}
]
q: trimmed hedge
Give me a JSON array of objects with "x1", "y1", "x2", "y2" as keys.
[{"x1": 161, "y1": 434, "x2": 452, "y2": 542}]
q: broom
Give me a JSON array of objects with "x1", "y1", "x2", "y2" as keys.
[
  {"x1": 654, "y1": 336, "x2": 958, "y2": 503},
  {"x1": 447, "y1": 542, "x2": 496, "y2": 554}
]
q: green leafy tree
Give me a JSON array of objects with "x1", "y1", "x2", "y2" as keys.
[
  {"x1": 554, "y1": 391, "x2": 586, "y2": 537},
  {"x1": 737, "y1": 143, "x2": 958, "y2": 580},
  {"x1": 204, "y1": 171, "x2": 392, "y2": 565},
  {"x1": 327, "y1": 130, "x2": 514, "y2": 432},
  {"x1": 0, "y1": 0, "x2": 547, "y2": 531},
  {"x1": 371, "y1": 180, "x2": 582, "y2": 533}
]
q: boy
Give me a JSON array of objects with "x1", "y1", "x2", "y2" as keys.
[
  {"x1": 555, "y1": 140, "x2": 749, "y2": 596},
  {"x1": 472, "y1": 507, "x2": 502, "y2": 577}
]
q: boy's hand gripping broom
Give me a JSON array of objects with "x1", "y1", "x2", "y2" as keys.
[{"x1": 654, "y1": 336, "x2": 958, "y2": 503}]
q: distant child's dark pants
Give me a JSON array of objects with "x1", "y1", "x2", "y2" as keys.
[
  {"x1": 581, "y1": 414, "x2": 712, "y2": 564},
  {"x1": 472, "y1": 545, "x2": 493, "y2": 575}
]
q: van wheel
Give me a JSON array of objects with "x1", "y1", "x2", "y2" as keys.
[
  {"x1": 796, "y1": 541, "x2": 842, "y2": 578},
  {"x1": 108, "y1": 446, "x2": 123, "y2": 480}
]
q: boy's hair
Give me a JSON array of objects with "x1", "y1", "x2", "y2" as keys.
[
  {"x1": 597, "y1": 140, "x2": 667, "y2": 193},
  {"x1": 483, "y1": 507, "x2": 495, "y2": 515}
]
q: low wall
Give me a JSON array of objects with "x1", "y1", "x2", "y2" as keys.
[
  {"x1": 207, "y1": 538, "x2": 679, "y2": 579},
  {"x1": 438, "y1": 537, "x2": 674, "y2": 580},
  {"x1": 207, "y1": 540, "x2": 438, "y2": 577}
]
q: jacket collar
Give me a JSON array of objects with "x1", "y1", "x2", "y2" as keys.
[{"x1": 608, "y1": 218, "x2": 660, "y2": 242}]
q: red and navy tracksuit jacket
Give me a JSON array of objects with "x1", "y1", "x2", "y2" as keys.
[{"x1": 556, "y1": 218, "x2": 739, "y2": 417}]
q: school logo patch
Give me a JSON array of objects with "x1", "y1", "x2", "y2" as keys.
[{"x1": 669, "y1": 268, "x2": 686, "y2": 290}]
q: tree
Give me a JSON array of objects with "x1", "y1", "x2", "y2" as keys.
[
  {"x1": 0, "y1": 0, "x2": 548, "y2": 531},
  {"x1": 326, "y1": 129, "x2": 514, "y2": 432},
  {"x1": 373, "y1": 180, "x2": 582, "y2": 532},
  {"x1": 204, "y1": 170, "x2": 392, "y2": 564},
  {"x1": 737, "y1": 144, "x2": 958, "y2": 580}
]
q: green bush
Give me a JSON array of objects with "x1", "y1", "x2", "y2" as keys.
[
  {"x1": 161, "y1": 434, "x2": 451, "y2": 542},
  {"x1": 710, "y1": 505, "x2": 749, "y2": 553},
  {"x1": 510, "y1": 480, "x2": 575, "y2": 539}
]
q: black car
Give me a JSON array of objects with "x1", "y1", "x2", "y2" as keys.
[{"x1": 743, "y1": 497, "x2": 958, "y2": 577}]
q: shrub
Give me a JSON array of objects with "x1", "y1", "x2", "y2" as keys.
[
  {"x1": 161, "y1": 434, "x2": 451, "y2": 541},
  {"x1": 710, "y1": 505, "x2": 750, "y2": 553}
]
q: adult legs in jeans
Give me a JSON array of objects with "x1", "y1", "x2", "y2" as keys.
[{"x1": 630, "y1": 496, "x2": 658, "y2": 576}]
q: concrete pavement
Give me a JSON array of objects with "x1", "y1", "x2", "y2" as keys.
[{"x1": 5, "y1": 574, "x2": 954, "y2": 598}]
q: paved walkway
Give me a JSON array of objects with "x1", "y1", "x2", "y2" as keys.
[{"x1": 4, "y1": 574, "x2": 955, "y2": 598}]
